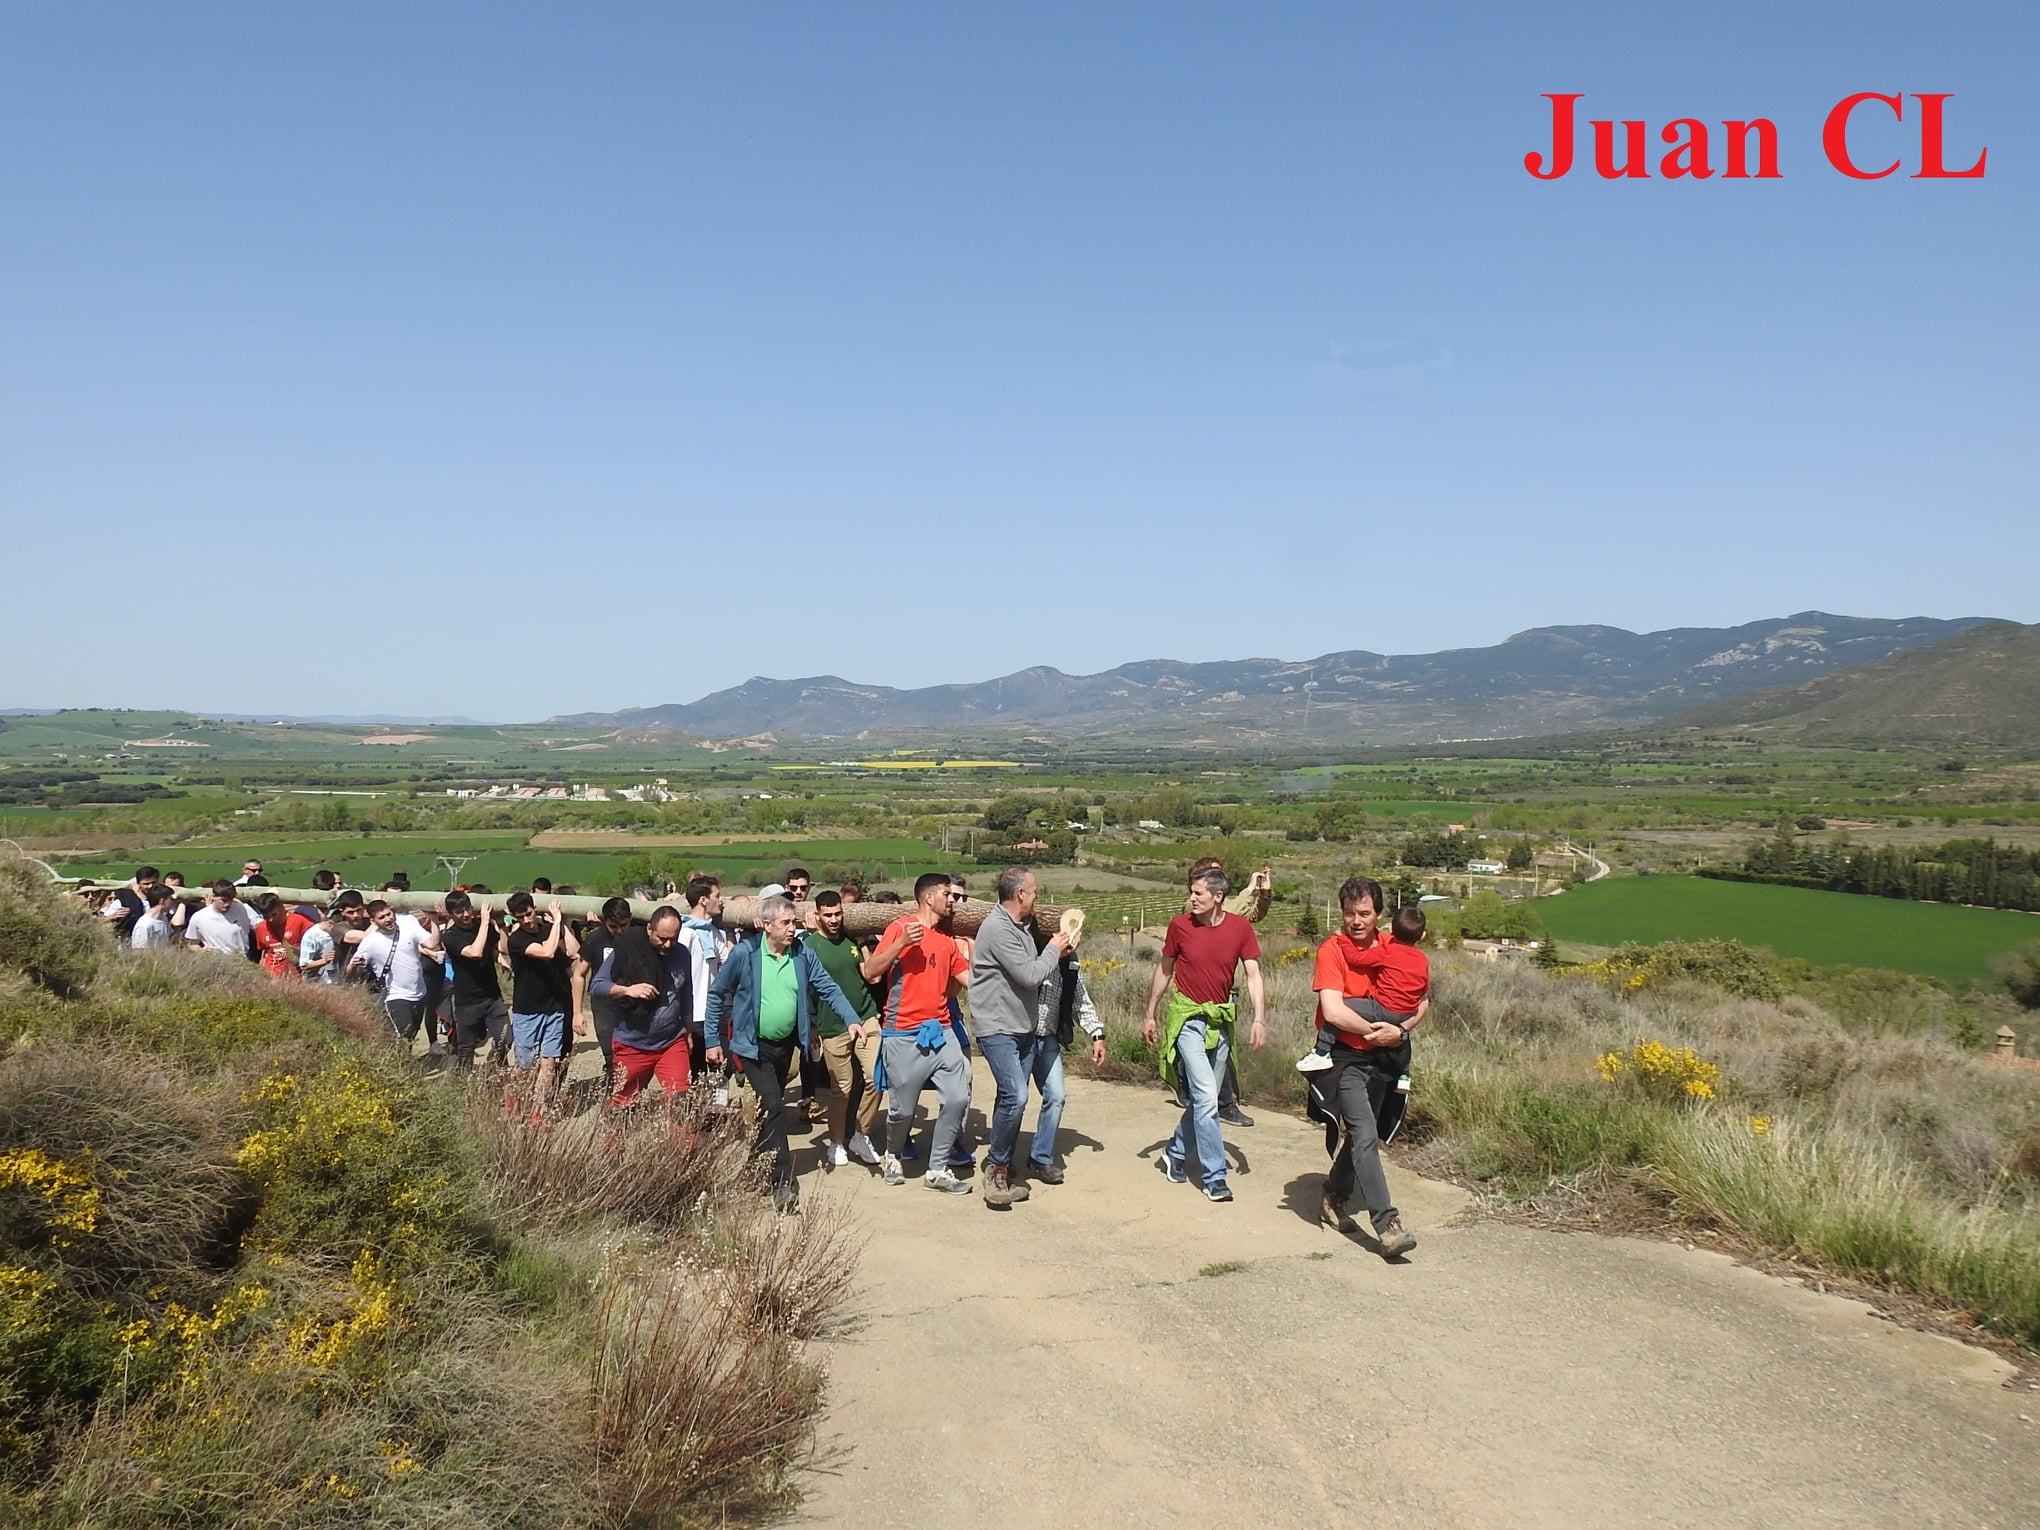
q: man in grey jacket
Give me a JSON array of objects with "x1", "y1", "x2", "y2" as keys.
[{"x1": 968, "y1": 867, "x2": 1075, "y2": 1208}]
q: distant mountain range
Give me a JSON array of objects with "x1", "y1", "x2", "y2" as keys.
[
  {"x1": 553, "y1": 612, "x2": 1995, "y2": 745},
  {"x1": 1663, "y1": 621, "x2": 2040, "y2": 748}
]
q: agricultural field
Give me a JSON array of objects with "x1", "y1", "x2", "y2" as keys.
[{"x1": 1537, "y1": 875, "x2": 2040, "y2": 987}]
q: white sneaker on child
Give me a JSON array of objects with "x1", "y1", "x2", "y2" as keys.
[
  {"x1": 1296, "y1": 1052, "x2": 1335, "y2": 1073},
  {"x1": 825, "y1": 1143, "x2": 848, "y2": 1168}
]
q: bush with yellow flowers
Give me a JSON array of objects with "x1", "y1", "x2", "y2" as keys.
[{"x1": 1595, "y1": 1038, "x2": 1724, "y2": 1102}]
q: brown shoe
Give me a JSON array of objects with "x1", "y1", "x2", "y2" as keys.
[
  {"x1": 1029, "y1": 1160, "x2": 1065, "y2": 1186},
  {"x1": 1320, "y1": 1191, "x2": 1357, "y2": 1233},
  {"x1": 983, "y1": 1162, "x2": 1015, "y2": 1208},
  {"x1": 1374, "y1": 1215, "x2": 1417, "y2": 1258}
]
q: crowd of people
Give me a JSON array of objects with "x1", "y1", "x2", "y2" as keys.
[{"x1": 77, "y1": 855, "x2": 1427, "y2": 1248}]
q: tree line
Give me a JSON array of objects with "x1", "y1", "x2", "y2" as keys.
[{"x1": 1711, "y1": 826, "x2": 2040, "y2": 913}]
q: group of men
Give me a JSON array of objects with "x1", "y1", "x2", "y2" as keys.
[{"x1": 84, "y1": 854, "x2": 1421, "y2": 1247}]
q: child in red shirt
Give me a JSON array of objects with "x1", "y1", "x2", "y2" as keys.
[{"x1": 1297, "y1": 906, "x2": 1429, "y2": 1072}]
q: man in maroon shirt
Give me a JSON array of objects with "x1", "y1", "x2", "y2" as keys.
[{"x1": 1140, "y1": 868, "x2": 1265, "y2": 1202}]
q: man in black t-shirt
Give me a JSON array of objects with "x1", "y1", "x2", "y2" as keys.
[
  {"x1": 435, "y1": 890, "x2": 510, "y2": 1068},
  {"x1": 573, "y1": 897, "x2": 635, "y2": 1093},
  {"x1": 506, "y1": 891, "x2": 579, "y2": 1110}
]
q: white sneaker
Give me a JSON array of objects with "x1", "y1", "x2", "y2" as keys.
[
  {"x1": 825, "y1": 1143, "x2": 848, "y2": 1168},
  {"x1": 881, "y1": 1154, "x2": 905, "y2": 1186},
  {"x1": 1296, "y1": 1052, "x2": 1334, "y2": 1073},
  {"x1": 846, "y1": 1132, "x2": 881, "y2": 1167},
  {"x1": 923, "y1": 1168, "x2": 974, "y2": 1196}
]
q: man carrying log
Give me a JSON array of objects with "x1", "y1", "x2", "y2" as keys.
[
  {"x1": 861, "y1": 872, "x2": 975, "y2": 1196},
  {"x1": 967, "y1": 867, "x2": 1076, "y2": 1208}
]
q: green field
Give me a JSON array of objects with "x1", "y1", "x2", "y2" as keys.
[
  {"x1": 1537, "y1": 876, "x2": 2040, "y2": 986},
  {"x1": 55, "y1": 835, "x2": 941, "y2": 893}
]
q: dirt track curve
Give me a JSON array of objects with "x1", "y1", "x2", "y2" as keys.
[{"x1": 790, "y1": 1065, "x2": 2036, "y2": 1529}]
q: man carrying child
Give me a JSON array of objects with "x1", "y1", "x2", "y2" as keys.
[{"x1": 1308, "y1": 876, "x2": 1429, "y2": 1256}]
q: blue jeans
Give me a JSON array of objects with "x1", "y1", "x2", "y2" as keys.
[
  {"x1": 1166, "y1": 1014, "x2": 1230, "y2": 1186},
  {"x1": 978, "y1": 1033, "x2": 1068, "y2": 1167}
]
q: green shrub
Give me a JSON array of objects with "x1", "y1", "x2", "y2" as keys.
[{"x1": 0, "y1": 861, "x2": 102, "y2": 999}]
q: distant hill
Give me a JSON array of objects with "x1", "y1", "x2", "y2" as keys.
[
  {"x1": 1662, "y1": 621, "x2": 2040, "y2": 748},
  {"x1": 552, "y1": 612, "x2": 1993, "y2": 744}
]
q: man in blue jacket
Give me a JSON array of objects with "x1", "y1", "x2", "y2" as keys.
[{"x1": 706, "y1": 893, "x2": 867, "y2": 1213}]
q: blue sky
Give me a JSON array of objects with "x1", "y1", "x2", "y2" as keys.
[{"x1": 2, "y1": 2, "x2": 2030, "y2": 721}]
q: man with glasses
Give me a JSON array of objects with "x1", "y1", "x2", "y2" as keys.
[
  {"x1": 861, "y1": 873, "x2": 975, "y2": 1195},
  {"x1": 235, "y1": 860, "x2": 264, "y2": 886},
  {"x1": 185, "y1": 880, "x2": 259, "y2": 958},
  {"x1": 590, "y1": 905, "x2": 694, "y2": 1109},
  {"x1": 354, "y1": 898, "x2": 437, "y2": 1047},
  {"x1": 783, "y1": 869, "x2": 812, "y2": 902}
]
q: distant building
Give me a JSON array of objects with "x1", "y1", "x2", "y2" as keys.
[
  {"x1": 1137, "y1": 819, "x2": 1166, "y2": 831},
  {"x1": 1466, "y1": 859, "x2": 1508, "y2": 875}
]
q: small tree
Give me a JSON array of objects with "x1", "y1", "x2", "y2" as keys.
[{"x1": 1295, "y1": 898, "x2": 1322, "y2": 941}]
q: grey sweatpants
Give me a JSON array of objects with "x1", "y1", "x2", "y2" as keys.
[
  {"x1": 1324, "y1": 1065, "x2": 1399, "y2": 1230},
  {"x1": 881, "y1": 1031, "x2": 971, "y2": 1167}
]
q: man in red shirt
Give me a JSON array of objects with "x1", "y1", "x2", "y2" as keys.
[
  {"x1": 1140, "y1": 868, "x2": 1264, "y2": 1202},
  {"x1": 860, "y1": 872, "x2": 975, "y2": 1196},
  {"x1": 252, "y1": 892, "x2": 316, "y2": 982}
]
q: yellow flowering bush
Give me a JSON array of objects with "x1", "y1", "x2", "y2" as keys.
[
  {"x1": 1080, "y1": 957, "x2": 1128, "y2": 979},
  {"x1": 1275, "y1": 946, "x2": 1316, "y2": 967},
  {"x1": 1595, "y1": 1038, "x2": 1722, "y2": 1101},
  {"x1": 0, "y1": 1147, "x2": 101, "y2": 1249}
]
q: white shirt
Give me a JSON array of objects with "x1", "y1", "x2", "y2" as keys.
[
  {"x1": 131, "y1": 911, "x2": 176, "y2": 950},
  {"x1": 678, "y1": 921, "x2": 730, "y2": 1029},
  {"x1": 299, "y1": 923, "x2": 339, "y2": 982},
  {"x1": 186, "y1": 902, "x2": 257, "y2": 957},
  {"x1": 354, "y1": 914, "x2": 431, "y2": 1002}
]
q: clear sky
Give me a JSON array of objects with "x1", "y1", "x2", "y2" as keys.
[{"x1": 2, "y1": 2, "x2": 2031, "y2": 721}]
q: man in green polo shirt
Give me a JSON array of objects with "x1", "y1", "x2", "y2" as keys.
[
  {"x1": 807, "y1": 890, "x2": 883, "y2": 1167},
  {"x1": 706, "y1": 894, "x2": 865, "y2": 1213}
]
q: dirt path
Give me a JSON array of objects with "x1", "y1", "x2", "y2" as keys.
[{"x1": 792, "y1": 1066, "x2": 2035, "y2": 1529}]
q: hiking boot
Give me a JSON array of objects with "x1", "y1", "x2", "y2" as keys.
[
  {"x1": 846, "y1": 1132, "x2": 881, "y2": 1167},
  {"x1": 994, "y1": 1162, "x2": 1029, "y2": 1203},
  {"x1": 923, "y1": 1168, "x2": 973, "y2": 1196},
  {"x1": 1374, "y1": 1215, "x2": 1417, "y2": 1258},
  {"x1": 1218, "y1": 1103, "x2": 1255, "y2": 1128},
  {"x1": 881, "y1": 1153, "x2": 906, "y2": 1186},
  {"x1": 1029, "y1": 1159, "x2": 1065, "y2": 1185},
  {"x1": 1296, "y1": 1052, "x2": 1334, "y2": 1074},
  {"x1": 1320, "y1": 1191, "x2": 1357, "y2": 1233}
]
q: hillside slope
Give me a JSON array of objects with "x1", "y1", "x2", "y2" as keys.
[{"x1": 1664, "y1": 621, "x2": 2040, "y2": 748}]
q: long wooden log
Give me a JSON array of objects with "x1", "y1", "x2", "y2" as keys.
[{"x1": 149, "y1": 886, "x2": 1076, "y2": 940}]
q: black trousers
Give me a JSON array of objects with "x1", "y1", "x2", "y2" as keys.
[{"x1": 747, "y1": 1036, "x2": 798, "y2": 1188}]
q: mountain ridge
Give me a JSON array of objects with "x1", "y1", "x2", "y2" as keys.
[{"x1": 551, "y1": 612, "x2": 1997, "y2": 744}]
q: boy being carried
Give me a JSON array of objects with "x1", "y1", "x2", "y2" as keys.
[{"x1": 1297, "y1": 906, "x2": 1429, "y2": 1072}]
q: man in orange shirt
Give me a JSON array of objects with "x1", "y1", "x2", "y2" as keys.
[{"x1": 860, "y1": 872, "x2": 975, "y2": 1196}]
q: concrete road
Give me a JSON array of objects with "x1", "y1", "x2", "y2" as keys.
[{"x1": 793, "y1": 1065, "x2": 2036, "y2": 1529}]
